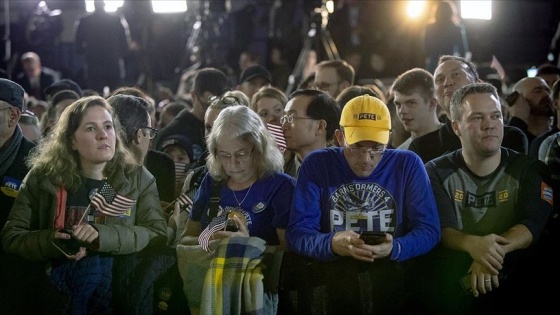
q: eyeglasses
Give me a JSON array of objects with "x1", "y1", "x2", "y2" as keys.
[
  {"x1": 0, "y1": 107, "x2": 12, "y2": 113},
  {"x1": 280, "y1": 113, "x2": 315, "y2": 125},
  {"x1": 142, "y1": 126, "x2": 158, "y2": 139},
  {"x1": 209, "y1": 95, "x2": 240, "y2": 107},
  {"x1": 217, "y1": 147, "x2": 254, "y2": 163},
  {"x1": 315, "y1": 80, "x2": 341, "y2": 90},
  {"x1": 346, "y1": 146, "x2": 385, "y2": 159}
]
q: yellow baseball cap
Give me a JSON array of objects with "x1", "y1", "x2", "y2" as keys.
[{"x1": 340, "y1": 95, "x2": 391, "y2": 145}]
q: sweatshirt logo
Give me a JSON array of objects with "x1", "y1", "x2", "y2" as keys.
[{"x1": 329, "y1": 182, "x2": 395, "y2": 233}]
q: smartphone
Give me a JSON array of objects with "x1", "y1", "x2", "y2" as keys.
[
  {"x1": 52, "y1": 229, "x2": 82, "y2": 256},
  {"x1": 359, "y1": 231, "x2": 387, "y2": 245},
  {"x1": 225, "y1": 220, "x2": 239, "y2": 232},
  {"x1": 505, "y1": 91, "x2": 519, "y2": 106},
  {"x1": 459, "y1": 274, "x2": 473, "y2": 295},
  {"x1": 225, "y1": 211, "x2": 239, "y2": 232}
]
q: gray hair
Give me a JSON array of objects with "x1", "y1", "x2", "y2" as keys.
[
  {"x1": 450, "y1": 82, "x2": 499, "y2": 121},
  {"x1": 206, "y1": 105, "x2": 284, "y2": 182}
]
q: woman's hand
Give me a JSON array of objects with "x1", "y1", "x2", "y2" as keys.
[
  {"x1": 53, "y1": 229, "x2": 88, "y2": 261},
  {"x1": 168, "y1": 201, "x2": 182, "y2": 235},
  {"x1": 213, "y1": 214, "x2": 250, "y2": 239},
  {"x1": 72, "y1": 224, "x2": 99, "y2": 244}
]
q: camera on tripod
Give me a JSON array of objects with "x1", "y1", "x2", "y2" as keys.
[{"x1": 285, "y1": 0, "x2": 340, "y2": 94}]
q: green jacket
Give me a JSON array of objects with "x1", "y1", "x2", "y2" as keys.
[{"x1": 1, "y1": 165, "x2": 167, "y2": 261}]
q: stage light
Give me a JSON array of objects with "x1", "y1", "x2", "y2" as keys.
[
  {"x1": 84, "y1": 1, "x2": 124, "y2": 13},
  {"x1": 325, "y1": 0, "x2": 334, "y2": 14},
  {"x1": 460, "y1": 1, "x2": 492, "y2": 20},
  {"x1": 406, "y1": 0, "x2": 426, "y2": 19},
  {"x1": 152, "y1": 1, "x2": 188, "y2": 14}
]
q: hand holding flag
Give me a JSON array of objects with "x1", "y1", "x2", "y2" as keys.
[
  {"x1": 199, "y1": 211, "x2": 227, "y2": 251},
  {"x1": 162, "y1": 192, "x2": 194, "y2": 213},
  {"x1": 90, "y1": 181, "x2": 136, "y2": 217}
]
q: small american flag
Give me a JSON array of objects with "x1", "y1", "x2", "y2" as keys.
[
  {"x1": 490, "y1": 55, "x2": 505, "y2": 81},
  {"x1": 176, "y1": 192, "x2": 194, "y2": 210},
  {"x1": 90, "y1": 181, "x2": 136, "y2": 217},
  {"x1": 267, "y1": 122, "x2": 287, "y2": 153},
  {"x1": 175, "y1": 162, "x2": 188, "y2": 195},
  {"x1": 198, "y1": 211, "x2": 226, "y2": 251}
]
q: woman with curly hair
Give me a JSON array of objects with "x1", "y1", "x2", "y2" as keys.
[{"x1": 1, "y1": 96, "x2": 167, "y2": 313}]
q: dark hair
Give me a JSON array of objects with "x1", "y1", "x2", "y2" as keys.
[
  {"x1": 537, "y1": 64, "x2": 560, "y2": 76},
  {"x1": 298, "y1": 73, "x2": 316, "y2": 90},
  {"x1": 107, "y1": 94, "x2": 150, "y2": 146},
  {"x1": 193, "y1": 68, "x2": 229, "y2": 97},
  {"x1": 336, "y1": 85, "x2": 380, "y2": 110},
  {"x1": 450, "y1": 83, "x2": 499, "y2": 121},
  {"x1": 162, "y1": 102, "x2": 188, "y2": 117},
  {"x1": 552, "y1": 80, "x2": 560, "y2": 101},
  {"x1": 110, "y1": 86, "x2": 150, "y2": 100},
  {"x1": 51, "y1": 90, "x2": 80, "y2": 108},
  {"x1": 437, "y1": 55, "x2": 479, "y2": 81},
  {"x1": 315, "y1": 60, "x2": 355, "y2": 86},
  {"x1": 390, "y1": 68, "x2": 435, "y2": 103},
  {"x1": 289, "y1": 89, "x2": 341, "y2": 142}
]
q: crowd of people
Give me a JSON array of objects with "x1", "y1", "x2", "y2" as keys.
[{"x1": 1, "y1": 3, "x2": 560, "y2": 314}]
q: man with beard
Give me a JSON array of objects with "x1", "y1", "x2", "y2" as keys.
[
  {"x1": 409, "y1": 56, "x2": 527, "y2": 163},
  {"x1": 508, "y1": 76, "x2": 554, "y2": 147}
]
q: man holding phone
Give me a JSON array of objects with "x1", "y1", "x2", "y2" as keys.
[{"x1": 284, "y1": 95, "x2": 440, "y2": 314}]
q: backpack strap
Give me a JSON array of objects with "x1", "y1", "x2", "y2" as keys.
[{"x1": 208, "y1": 180, "x2": 223, "y2": 220}]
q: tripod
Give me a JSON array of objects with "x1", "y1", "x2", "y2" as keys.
[
  {"x1": 285, "y1": 3, "x2": 340, "y2": 95},
  {"x1": 179, "y1": 0, "x2": 229, "y2": 72}
]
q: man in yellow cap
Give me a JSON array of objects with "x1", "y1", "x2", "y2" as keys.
[{"x1": 283, "y1": 95, "x2": 440, "y2": 314}]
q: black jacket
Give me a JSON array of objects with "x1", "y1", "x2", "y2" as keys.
[
  {"x1": 145, "y1": 149, "x2": 176, "y2": 203},
  {"x1": 0, "y1": 136, "x2": 35, "y2": 253}
]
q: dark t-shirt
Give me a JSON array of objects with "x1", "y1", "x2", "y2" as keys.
[
  {"x1": 65, "y1": 178, "x2": 102, "y2": 228},
  {"x1": 153, "y1": 110, "x2": 205, "y2": 162}
]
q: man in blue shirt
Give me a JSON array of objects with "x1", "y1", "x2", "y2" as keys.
[{"x1": 283, "y1": 95, "x2": 440, "y2": 314}]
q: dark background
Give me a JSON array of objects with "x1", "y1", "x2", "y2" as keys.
[{"x1": 1, "y1": 0, "x2": 559, "y2": 92}]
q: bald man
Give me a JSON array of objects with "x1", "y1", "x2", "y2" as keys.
[{"x1": 508, "y1": 76, "x2": 554, "y2": 146}]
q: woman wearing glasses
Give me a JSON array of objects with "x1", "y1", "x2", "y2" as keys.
[{"x1": 179, "y1": 105, "x2": 295, "y2": 249}]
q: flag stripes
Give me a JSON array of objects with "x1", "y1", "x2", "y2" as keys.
[
  {"x1": 266, "y1": 122, "x2": 287, "y2": 153},
  {"x1": 199, "y1": 215, "x2": 226, "y2": 251},
  {"x1": 90, "y1": 181, "x2": 136, "y2": 217}
]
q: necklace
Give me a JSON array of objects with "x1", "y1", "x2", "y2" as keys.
[{"x1": 231, "y1": 183, "x2": 253, "y2": 209}]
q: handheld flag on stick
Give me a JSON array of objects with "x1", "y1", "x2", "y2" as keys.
[
  {"x1": 162, "y1": 192, "x2": 194, "y2": 212},
  {"x1": 266, "y1": 122, "x2": 287, "y2": 153},
  {"x1": 90, "y1": 181, "x2": 135, "y2": 217},
  {"x1": 199, "y1": 213, "x2": 227, "y2": 251},
  {"x1": 177, "y1": 193, "x2": 193, "y2": 208},
  {"x1": 490, "y1": 55, "x2": 506, "y2": 81}
]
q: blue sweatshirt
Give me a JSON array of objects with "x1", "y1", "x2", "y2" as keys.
[{"x1": 286, "y1": 147, "x2": 441, "y2": 262}]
